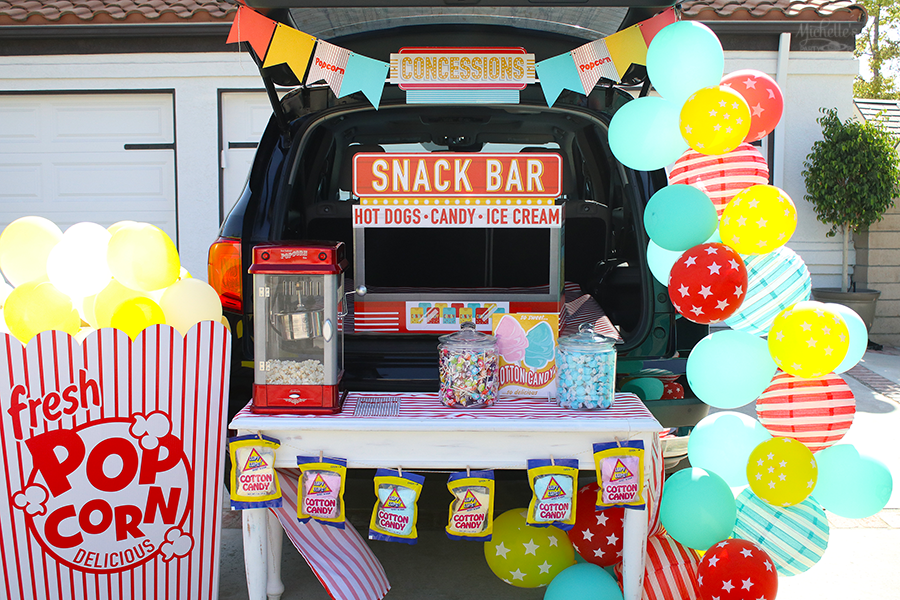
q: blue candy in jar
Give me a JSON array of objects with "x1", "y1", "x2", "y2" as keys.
[{"x1": 555, "y1": 323, "x2": 617, "y2": 409}]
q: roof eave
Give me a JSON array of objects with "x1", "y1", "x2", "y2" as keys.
[{"x1": 0, "y1": 22, "x2": 233, "y2": 39}]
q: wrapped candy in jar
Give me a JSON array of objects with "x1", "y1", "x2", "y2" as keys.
[
  {"x1": 438, "y1": 322, "x2": 499, "y2": 408},
  {"x1": 556, "y1": 323, "x2": 617, "y2": 409}
]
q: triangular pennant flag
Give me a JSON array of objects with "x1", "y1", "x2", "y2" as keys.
[
  {"x1": 535, "y1": 52, "x2": 582, "y2": 107},
  {"x1": 605, "y1": 24, "x2": 650, "y2": 79},
  {"x1": 308, "y1": 40, "x2": 351, "y2": 95},
  {"x1": 338, "y1": 52, "x2": 389, "y2": 109},
  {"x1": 572, "y1": 39, "x2": 619, "y2": 95},
  {"x1": 226, "y1": 5, "x2": 277, "y2": 60},
  {"x1": 640, "y1": 7, "x2": 678, "y2": 48},
  {"x1": 263, "y1": 24, "x2": 317, "y2": 82}
]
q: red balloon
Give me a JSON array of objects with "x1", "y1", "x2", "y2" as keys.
[
  {"x1": 567, "y1": 482, "x2": 625, "y2": 567},
  {"x1": 721, "y1": 69, "x2": 784, "y2": 143},
  {"x1": 668, "y1": 243, "x2": 748, "y2": 324},
  {"x1": 698, "y1": 539, "x2": 778, "y2": 600},
  {"x1": 662, "y1": 381, "x2": 685, "y2": 400}
]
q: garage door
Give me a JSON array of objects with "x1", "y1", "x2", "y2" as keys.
[
  {"x1": 219, "y1": 91, "x2": 271, "y2": 222},
  {"x1": 0, "y1": 92, "x2": 177, "y2": 242}
]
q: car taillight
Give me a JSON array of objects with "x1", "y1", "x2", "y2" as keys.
[{"x1": 208, "y1": 237, "x2": 242, "y2": 313}]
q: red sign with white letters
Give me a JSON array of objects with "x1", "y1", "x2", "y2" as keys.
[{"x1": 0, "y1": 323, "x2": 230, "y2": 599}]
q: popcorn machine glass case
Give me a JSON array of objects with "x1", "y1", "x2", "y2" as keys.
[{"x1": 249, "y1": 242, "x2": 347, "y2": 413}]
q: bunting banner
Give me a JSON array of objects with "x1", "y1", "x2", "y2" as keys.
[
  {"x1": 226, "y1": 5, "x2": 677, "y2": 109},
  {"x1": 308, "y1": 40, "x2": 352, "y2": 96}
]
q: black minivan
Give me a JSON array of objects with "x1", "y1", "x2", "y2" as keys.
[{"x1": 208, "y1": 3, "x2": 709, "y2": 463}]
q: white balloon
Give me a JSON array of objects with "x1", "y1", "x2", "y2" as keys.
[
  {"x1": 47, "y1": 222, "x2": 112, "y2": 299},
  {"x1": 159, "y1": 279, "x2": 222, "y2": 336}
]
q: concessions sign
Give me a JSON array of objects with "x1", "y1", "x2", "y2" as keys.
[
  {"x1": 0, "y1": 324, "x2": 230, "y2": 599},
  {"x1": 389, "y1": 47, "x2": 536, "y2": 90},
  {"x1": 352, "y1": 152, "x2": 562, "y2": 229}
]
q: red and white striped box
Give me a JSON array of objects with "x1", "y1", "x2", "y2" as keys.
[{"x1": 0, "y1": 323, "x2": 230, "y2": 600}]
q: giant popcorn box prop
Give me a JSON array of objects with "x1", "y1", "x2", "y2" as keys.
[{"x1": 0, "y1": 323, "x2": 230, "y2": 599}]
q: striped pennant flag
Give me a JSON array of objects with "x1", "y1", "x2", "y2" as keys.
[
  {"x1": 669, "y1": 143, "x2": 769, "y2": 216},
  {"x1": 572, "y1": 39, "x2": 619, "y2": 94},
  {"x1": 616, "y1": 533, "x2": 700, "y2": 600},
  {"x1": 271, "y1": 470, "x2": 390, "y2": 600},
  {"x1": 756, "y1": 371, "x2": 855, "y2": 452},
  {"x1": 733, "y1": 488, "x2": 830, "y2": 576},
  {"x1": 308, "y1": 40, "x2": 351, "y2": 96}
]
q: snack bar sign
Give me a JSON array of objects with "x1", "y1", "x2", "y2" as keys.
[{"x1": 352, "y1": 152, "x2": 562, "y2": 228}]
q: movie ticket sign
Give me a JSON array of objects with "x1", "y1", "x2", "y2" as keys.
[
  {"x1": 353, "y1": 153, "x2": 561, "y2": 198},
  {"x1": 0, "y1": 324, "x2": 230, "y2": 599}
]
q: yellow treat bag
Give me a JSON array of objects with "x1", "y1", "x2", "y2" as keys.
[
  {"x1": 297, "y1": 455, "x2": 348, "y2": 529},
  {"x1": 228, "y1": 434, "x2": 282, "y2": 509},
  {"x1": 369, "y1": 469, "x2": 425, "y2": 544},
  {"x1": 592, "y1": 440, "x2": 645, "y2": 509},
  {"x1": 446, "y1": 470, "x2": 495, "y2": 541},
  {"x1": 526, "y1": 458, "x2": 578, "y2": 530}
]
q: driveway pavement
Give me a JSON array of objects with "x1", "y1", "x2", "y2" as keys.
[{"x1": 219, "y1": 348, "x2": 900, "y2": 600}]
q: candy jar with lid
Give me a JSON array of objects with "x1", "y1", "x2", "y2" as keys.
[
  {"x1": 556, "y1": 323, "x2": 617, "y2": 409},
  {"x1": 438, "y1": 321, "x2": 499, "y2": 408}
]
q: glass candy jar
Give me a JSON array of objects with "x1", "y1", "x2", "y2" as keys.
[
  {"x1": 556, "y1": 323, "x2": 617, "y2": 409},
  {"x1": 438, "y1": 322, "x2": 499, "y2": 408}
]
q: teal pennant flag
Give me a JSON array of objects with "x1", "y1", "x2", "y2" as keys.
[
  {"x1": 338, "y1": 52, "x2": 390, "y2": 109},
  {"x1": 535, "y1": 52, "x2": 583, "y2": 107}
]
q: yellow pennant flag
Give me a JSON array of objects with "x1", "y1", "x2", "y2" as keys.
[
  {"x1": 262, "y1": 24, "x2": 317, "y2": 82},
  {"x1": 605, "y1": 24, "x2": 649, "y2": 80}
]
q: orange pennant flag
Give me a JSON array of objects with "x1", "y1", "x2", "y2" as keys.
[
  {"x1": 262, "y1": 24, "x2": 317, "y2": 82},
  {"x1": 226, "y1": 6, "x2": 277, "y2": 60}
]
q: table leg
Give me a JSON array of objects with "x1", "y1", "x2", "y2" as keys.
[
  {"x1": 621, "y1": 507, "x2": 649, "y2": 600},
  {"x1": 266, "y1": 510, "x2": 286, "y2": 600},
  {"x1": 243, "y1": 508, "x2": 269, "y2": 600}
]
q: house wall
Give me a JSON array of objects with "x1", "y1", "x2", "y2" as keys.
[
  {"x1": 855, "y1": 198, "x2": 900, "y2": 346},
  {"x1": 723, "y1": 50, "x2": 860, "y2": 290},
  {"x1": 0, "y1": 51, "x2": 261, "y2": 281}
]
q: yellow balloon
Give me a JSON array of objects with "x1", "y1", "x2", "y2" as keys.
[
  {"x1": 93, "y1": 279, "x2": 150, "y2": 329},
  {"x1": 747, "y1": 437, "x2": 817, "y2": 507},
  {"x1": 0, "y1": 216, "x2": 63, "y2": 287},
  {"x1": 680, "y1": 86, "x2": 751, "y2": 155},
  {"x1": 111, "y1": 297, "x2": 166, "y2": 340},
  {"x1": 484, "y1": 509, "x2": 575, "y2": 588},
  {"x1": 107, "y1": 220, "x2": 137, "y2": 236},
  {"x1": 159, "y1": 279, "x2": 223, "y2": 336},
  {"x1": 4, "y1": 280, "x2": 81, "y2": 343},
  {"x1": 768, "y1": 301, "x2": 850, "y2": 378},
  {"x1": 106, "y1": 223, "x2": 180, "y2": 292},
  {"x1": 720, "y1": 185, "x2": 797, "y2": 254}
]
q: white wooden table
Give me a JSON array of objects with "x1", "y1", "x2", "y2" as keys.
[{"x1": 231, "y1": 392, "x2": 663, "y2": 600}]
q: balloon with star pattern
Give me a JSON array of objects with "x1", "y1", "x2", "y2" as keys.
[
  {"x1": 767, "y1": 301, "x2": 850, "y2": 378},
  {"x1": 680, "y1": 86, "x2": 752, "y2": 155},
  {"x1": 698, "y1": 538, "x2": 778, "y2": 600},
  {"x1": 668, "y1": 242, "x2": 748, "y2": 324},
  {"x1": 746, "y1": 437, "x2": 818, "y2": 507},
  {"x1": 721, "y1": 69, "x2": 784, "y2": 143},
  {"x1": 483, "y1": 508, "x2": 575, "y2": 588},
  {"x1": 720, "y1": 184, "x2": 797, "y2": 255},
  {"x1": 567, "y1": 483, "x2": 626, "y2": 567}
]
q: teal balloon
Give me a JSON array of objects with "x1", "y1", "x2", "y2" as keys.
[
  {"x1": 644, "y1": 185, "x2": 717, "y2": 251},
  {"x1": 622, "y1": 377, "x2": 665, "y2": 401},
  {"x1": 688, "y1": 411, "x2": 772, "y2": 487},
  {"x1": 647, "y1": 240, "x2": 682, "y2": 285},
  {"x1": 686, "y1": 330, "x2": 777, "y2": 409},
  {"x1": 543, "y1": 563, "x2": 623, "y2": 600},
  {"x1": 647, "y1": 21, "x2": 725, "y2": 106},
  {"x1": 827, "y1": 303, "x2": 868, "y2": 373},
  {"x1": 705, "y1": 227, "x2": 721, "y2": 243},
  {"x1": 609, "y1": 97, "x2": 688, "y2": 171},
  {"x1": 659, "y1": 468, "x2": 736, "y2": 551},
  {"x1": 812, "y1": 444, "x2": 893, "y2": 518}
]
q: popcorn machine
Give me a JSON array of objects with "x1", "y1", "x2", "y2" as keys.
[{"x1": 249, "y1": 242, "x2": 348, "y2": 413}]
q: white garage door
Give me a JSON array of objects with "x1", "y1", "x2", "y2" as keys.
[
  {"x1": 0, "y1": 92, "x2": 176, "y2": 242},
  {"x1": 219, "y1": 91, "x2": 272, "y2": 222}
]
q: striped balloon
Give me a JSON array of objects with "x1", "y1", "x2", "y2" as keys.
[
  {"x1": 615, "y1": 534, "x2": 700, "y2": 600},
  {"x1": 724, "y1": 246, "x2": 811, "y2": 335},
  {"x1": 757, "y1": 371, "x2": 855, "y2": 452},
  {"x1": 668, "y1": 143, "x2": 769, "y2": 216},
  {"x1": 733, "y1": 488, "x2": 830, "y2": 576}
]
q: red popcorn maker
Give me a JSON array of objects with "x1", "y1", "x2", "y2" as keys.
[{"x1": 249, "y1": 242, "x2": 348, "y2": 413}]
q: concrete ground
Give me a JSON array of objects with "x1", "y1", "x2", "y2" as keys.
[{"x1": 218, "y1": 348, "x2": 900, "y2": 600}]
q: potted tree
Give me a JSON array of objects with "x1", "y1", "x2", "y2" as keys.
[{"x1": 802, "y1": 107, "x2": 900, "y2": 329}]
